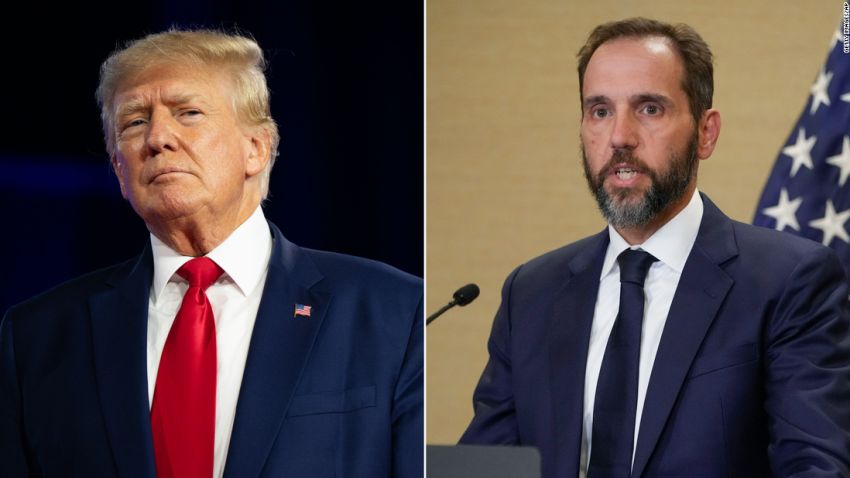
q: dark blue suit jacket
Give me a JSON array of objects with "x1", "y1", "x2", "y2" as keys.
[
  {"x1": 0, "y1": 223, "x2": 423, "y2": 477},
  {"x1": 460, "y1": 194, "x2": 850, "y2": 477}
]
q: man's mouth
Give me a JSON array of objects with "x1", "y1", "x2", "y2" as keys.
[
  {"x1": 150, "y1": 167, "x2": 189, "y2": 183},
  {"x1": 614, "y1": 167, "x2": 638, "y2": 180}
]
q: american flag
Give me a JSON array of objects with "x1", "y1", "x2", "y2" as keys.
[
  {"x1": 294, "y1": 303, "x2": 312, "y2": 318},
  {"x1": 753, "y1": 23, "x2": 850, "y2": 282}
]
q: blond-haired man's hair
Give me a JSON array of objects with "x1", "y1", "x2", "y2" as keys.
[{"x1": 96, "y1": 28, "x2": 280, "y2": 199}]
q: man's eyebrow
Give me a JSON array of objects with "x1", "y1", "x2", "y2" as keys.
[
  {"x1": 115, "y1": 99, "x2": 149, "y2": 118},
  {"x1": 632, "y1": 93, "x2": 673, "y2": 107},
  {"x1": 582, "y1": 95, "x2": 609, "y2": 109},
  {"x1": 163, "y1": 92, "x2": 204, "y2": 106}
]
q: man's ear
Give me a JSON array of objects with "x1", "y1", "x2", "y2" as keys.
[
  {"x1": 697, "y1": 109, "x2": 721, "y2": 160},
  {"x1": 245, "y1": 127, "x2": 272, "y2": 178},
  {"x1": 111, "y1": 155, "x2": 128, "y2": 199}
]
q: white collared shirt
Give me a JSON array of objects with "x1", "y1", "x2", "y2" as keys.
[
  {"x1": 580, "y1": 189, "x2": 704, "y2": 476},
  {"x1": 147, "y1": 206, "x2": 273, "y2": 478}
]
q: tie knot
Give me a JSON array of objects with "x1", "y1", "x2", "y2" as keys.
[
  {"x1": 617, "y1": 249, "x2": 657, "y2": 287},
  {"x1": 177, "y1": 257, "x2": 224, "y2": 290}
]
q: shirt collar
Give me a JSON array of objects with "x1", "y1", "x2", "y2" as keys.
[
  {"x1": 150, "y1": 206, "x2": 273, "y2": 303},
  {"x1": 600, "y1": 189, "x2": 704, "y2": 280}
]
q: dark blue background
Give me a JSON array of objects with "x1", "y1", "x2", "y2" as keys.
[{"x1": 0, "y1": 2, "x2": 423, "y2": 314}]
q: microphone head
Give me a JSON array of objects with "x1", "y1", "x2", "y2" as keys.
[{"x1": 453, "y1": 283, "x2": 480, "y2": 306}]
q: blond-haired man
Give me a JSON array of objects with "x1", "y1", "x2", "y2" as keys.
[{"x1": 0, "y1": 29, "x2": 422, "y2": 478}]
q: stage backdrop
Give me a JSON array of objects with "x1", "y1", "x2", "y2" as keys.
[
  {"x1": 426, "y1": 0, "x2": 840, "y2": 443},
  {"x1": 0, "y1": 1, "x2": 423, "y2": 316}
]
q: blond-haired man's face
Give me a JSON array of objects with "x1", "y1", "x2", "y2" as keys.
[{"x1": 110, "y1": 63, "x2": 267, "y2": 234}]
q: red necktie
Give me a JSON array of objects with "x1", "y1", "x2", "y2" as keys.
[{"x1": 151, "y1": 257, "x2": 223, "y2": 478}]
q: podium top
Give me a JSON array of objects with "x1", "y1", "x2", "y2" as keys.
[{"x1": 426, "y1": 444, "x2": 541, "y2": 478}]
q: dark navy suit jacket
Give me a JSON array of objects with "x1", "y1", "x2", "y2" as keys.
[
  {"x1": 0, "y1": 223, "x2": 423, "y2": 477},
  {"x1": 461, "y1": 194, "x2": 850, "y2": 477}
]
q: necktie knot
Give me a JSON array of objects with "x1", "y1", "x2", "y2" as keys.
[
  {"x1": 617, "y1": 249, "x2": 657, "y2": 287},
  {"x1": 177, "y1": 257, "x2": 224, "y2": 290}
]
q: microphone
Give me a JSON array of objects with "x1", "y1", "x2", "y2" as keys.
[{"x1": 426, "y1": 283, "x2": 480, "y2": 326}]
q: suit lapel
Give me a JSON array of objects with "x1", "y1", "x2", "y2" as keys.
[
  {"x1": 89, "y1": 246, "x2": 156, "y2": 478},
  {"x1": 631, "y1": 195, "x2": 737, "y2": 478},
  {"x1": 223, "y1": 224, "x2": 329, "y2": 478},
  {"x1": 549, "y1": 231, "x2": 608, "y2": 478}
]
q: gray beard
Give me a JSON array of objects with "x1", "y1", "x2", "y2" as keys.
[{"x1": 582, "y1": 132, "x2": 699, "y2": 229}]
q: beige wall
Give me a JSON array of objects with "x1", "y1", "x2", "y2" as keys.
[{"x1": 426, "y1": 0, "x2": 841, "y2": 443}]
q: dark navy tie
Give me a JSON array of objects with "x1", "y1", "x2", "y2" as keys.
[{"x1": 588, "y1": 249, "x2": 658, "y2": 478}]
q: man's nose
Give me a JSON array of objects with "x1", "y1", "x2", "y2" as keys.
[
  {"x1": 145, "y1": 110, "x2": 179, "y2": 154},
  {"x1": 609, "y1": 112, "x2": 638, "y2": 151}
]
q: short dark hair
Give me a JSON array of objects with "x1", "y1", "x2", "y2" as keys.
[{"x1": 577, "y1": 17, "x2": 713, "y2": 124}]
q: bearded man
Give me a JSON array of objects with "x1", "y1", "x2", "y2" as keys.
[{"x1": 459, "y1": 17, "x2": 850, "y2": 478}]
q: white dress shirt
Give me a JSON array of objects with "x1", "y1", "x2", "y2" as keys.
[
  {"x1": 579, "y1": 189, "x2": 703, "y2": 476},
  {"x1": 147, "y1": 206, "x2": 273, "y2": 478}
]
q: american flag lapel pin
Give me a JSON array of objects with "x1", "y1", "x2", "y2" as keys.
[{"x1": 294, "y1": 303, "x2": 312, "y2": 318}]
